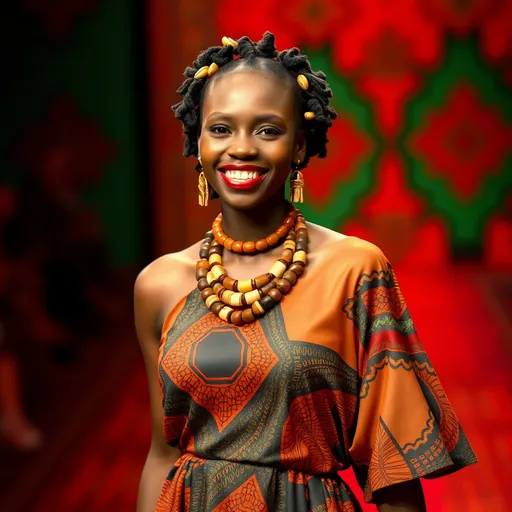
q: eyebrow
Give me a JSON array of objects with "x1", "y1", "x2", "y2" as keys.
[{"x1": 205, "y1": 112, "x2": 286, "y2": 124}]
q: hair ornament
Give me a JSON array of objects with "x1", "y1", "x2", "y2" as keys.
[
  {"x1": 297, "y1": 74, "x2": 309, "y2": 91},
  {"x1": 304, "y1": 111, "x2": 316, "y2": 120},
  {"x1": 221, "y1": 36, "x2": 239, "y2": 49},
  {"x1": 194, "y1": 66, "x2": 209, "y2": 79},
  {"x1": 208, "y1": 63, "x2": 219, "y2": 76}
]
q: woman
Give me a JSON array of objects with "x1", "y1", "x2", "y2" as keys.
[{"x1": 135, "y1": 32, "x2": 476, "y2": 511}]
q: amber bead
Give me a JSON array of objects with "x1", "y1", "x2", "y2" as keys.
[
  {"x1": 196, "y1": 267, "x2": 208, "y2": 280},
  {"x1": 276, "y1": 226, "x2": 288, "y2": 239},
  {"x1": 275, "y1": 278, "x2": 291, "y2": 294},
  {"x1": 268, "y1": 288, "x2": 282, "y2": 302},
  {"x1": 230, "y1": 310, "x2": 244, "y2": 326},
  {"x1": 241, "y1": 309, "x2": 255, "y2": 323},
  {"x1": 283, "y1": 216, "x2": 295, "y2": 228},
  {"x1": 255, "y1": 239, "x2": 269, "y2": 252},
  {"x1": 224, "y1": 238, "x2": 234, "y2": 251},
  {"x1": 254, "y1": 274, "x2": 270, "y2": 289},
  {"x1": 282, "y1": 249, "x2": 294, "y2": 264},
  {"x1": 260, "y1": 295, "x2": 276, "y2": 312},
  {"x1": 266, "y1": 233, "x2": 279, "y2": 246},
  {"x1": 201, "y1": 288, "x2": 214, "y2": 301},
  {"x1": 289, "y1": 262, "x2": 304, "y2": 276},
  {"x1": 243, "y1": 241, "x2": 256, "y2": 253},
  {"x1": 197, "y1": 278, "x2": 209, "y2": 291},
  {"x1": 232, "y1": 241, "x2": 244, "y2": 252},
  {"x1": 196, "y1": 259, "x2": 209, "y2": 270},
  {"x1": 283, "y1": 270, "x2": 297, "y2": 285},
  {"x1": 211, "y1": 302, "x2": 225, "y2": 316},
  {"x1": 223, "y1": 277, "x2": 235, "y2": 290}
]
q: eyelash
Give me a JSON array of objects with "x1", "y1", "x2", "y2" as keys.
[{"x1": 207, "y1": 125, "x2": 283, "y2": 136}]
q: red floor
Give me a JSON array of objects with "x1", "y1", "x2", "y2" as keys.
[{"x1": 32, "y1": 266, "x2": 511, "y2": 511}]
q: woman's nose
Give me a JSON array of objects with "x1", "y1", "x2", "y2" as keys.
[{"x1": 227, "y1": 138, "x2": 258, "y2": 159}]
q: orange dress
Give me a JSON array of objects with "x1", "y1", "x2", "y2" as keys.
[{"x1": 156, "y1": 237, "x2": 477, "y2": 511}]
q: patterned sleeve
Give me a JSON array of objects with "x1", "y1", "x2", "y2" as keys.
[{"x1": 343, "y1": 247, "x2": 477, "y2": 503}]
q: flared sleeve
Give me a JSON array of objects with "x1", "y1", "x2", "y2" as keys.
[{"x1": 343, "y1": 245, "x2": 477, "y2": 502}]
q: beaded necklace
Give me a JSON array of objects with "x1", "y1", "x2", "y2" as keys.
[{"x1": 196, "y1": 207, "x2": 309, "y2": 325}]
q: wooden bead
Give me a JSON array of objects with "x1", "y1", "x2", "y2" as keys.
[
  {"x1": 268, "y1": 288, "x2": 282, "y2": 302},
  {"x1": 241, "y1": 309, "x2": 255, "y2": 323},
  {"x1": 289, "y1": 262, "x2": 304, "y2": 276},
  {"x1": 212, "y1": 282, "x2": 223, "y2": 295},
  {"x1": 206, "y1": 295, "x2": 221, "y2": 309},
  {"x1": 243, "y1": 241, "x2": 256, "y2": 253},
  {"x1": 201, "y1": 288, "x2": 214, "y2": 301},
  {"x1": 283, "y1": 240, "x2": 296, "y2": 251},
  {"x1": 252, "y1": 301, "x2": 265, "y2": 317},
  {"x1": 269, "y1": 260, "x2": 287, "y2": 278},
  {"x1": 260, "y1": 295, "x2": 276, "y2": 312},
  {"x1": 296, "y1": 240, "x2": 308, "y2": 252},
  {"x1": 224, "y1": 238, "x2": 234, "y2": 251},
  {"x1": 266, "y1": 233, "x2": 279, "y2": 246},
  {"x1": 232, "y1": 241, "x2": 244, "y2": 252},
  {"x1": 196, "y1": 260, "x2": 209, "y2": 270},
  {"x1": 244, "y1": 289, "x2": 262, "y2": 305},
  {"x1": 254, "y1": 274, "x2": 271, "y2": 289},
  {"x1": 255, "y1": 239, "x2": 269, "y2": 252},
  {"x1": 229, "y1": 292, "x2": 243, "y2": 307},
  {"x1": 209, "y1": 253, "x2": 222, "y2": 266},
  {"x1": 197, "y1": 278, "x2": 209, "y2": 291},
  {"x1": 223, "y1": 277, "x2": 235, "y2": 290},
  {"x1": 209, "y1": 245, "x2": 223, "y2": 256},
  {"x1": 199, "y1": 245, "x2": 210, "y2": 259},
  {"x1": 210, "y1": 301, "x2": 225, "y2": 316},
  {"x1": 296, "y1": 222, "x2": 307, "y2": 231},
  {"x1": 196, "y1": 267, "x2": 208, "y2": 280},
  {"x1": 231, "y1": 310, "x2": 244, "y2": 326},
  {"x1": 292, "y1": 250, "x2": 307, "y2": 264},
  {"x1": 237, "y1": 279, "x2": 253, "y2": 293},
  {"x1": 210, "y1": 265, "x2": 226, "y2": 281},
  {"x1": 283, "y1": 216, "x2": 295, "y2": 228},
  {"x1": 283, "y1": 270, "x2": 297, "y2": 285},
  {"x1": 282, "y1": 249, "x2": 294, "y2": 264},
  {"x1": 219, "y1": 306, "x2": 234, "y2": 322},
  {"x1": 276, "y1": 226, "x2": 288, "y2": 239},
  {"x1": 275, "y1": 278, "x2": 291, "y2": 294},
  {"x1": 261, "y1": 282, "x2": 276, "y2": 295}
]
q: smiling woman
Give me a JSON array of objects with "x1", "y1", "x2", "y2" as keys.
[{"x1": 135, "y1": 32, "x2": 477, "y2": 512}]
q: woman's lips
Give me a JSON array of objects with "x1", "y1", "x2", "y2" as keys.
[{"x1": 217, "y1": 165, "x2": 269, "y2": 190}]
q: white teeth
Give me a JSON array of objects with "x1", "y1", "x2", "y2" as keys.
[{"x1": 225, "y1": 170, "x2": 261, "y2": 181}]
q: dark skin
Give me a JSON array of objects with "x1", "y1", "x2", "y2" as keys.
[{"x1": 134, "y1": 67, "x2": 427, "y2": 511}]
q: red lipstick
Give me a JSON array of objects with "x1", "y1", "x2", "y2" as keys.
[
  {"x1": 217, "y1": 164, "x2": 269, "y2": 190},
  {"x1": 219, "y1": 171, "x2": 268, "y2": 190}
]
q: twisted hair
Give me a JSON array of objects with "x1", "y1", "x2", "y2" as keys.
[{"x1": 172, "y1": 31, "x2": 337, "y2": 173}]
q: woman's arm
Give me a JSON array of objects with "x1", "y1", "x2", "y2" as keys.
[
  {"x1": 374, "y1": 479, "x2": 427, "y2": 512},
  {"x1": 134, "y1": 265, "x2": 182, "y2": 512}
]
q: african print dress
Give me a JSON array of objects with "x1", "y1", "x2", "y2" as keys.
[{"x1": 156, "y1": 236, "x2": 477, "y2": 511}]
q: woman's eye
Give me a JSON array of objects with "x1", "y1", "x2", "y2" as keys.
[
  {"x1": 209, "y1": 125, "x2": 230, "y2": 134},
  {"x1": 258, "y1": 127, "x2": 282, "y2": 136}
]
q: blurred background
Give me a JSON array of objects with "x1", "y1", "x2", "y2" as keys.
[{"x1": 0, "y1": 1, "x2": 510, "y2": 511}]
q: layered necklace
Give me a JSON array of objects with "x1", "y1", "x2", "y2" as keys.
[{"x1": 196, "y1": 204, "x2": 308, "y2": 325}]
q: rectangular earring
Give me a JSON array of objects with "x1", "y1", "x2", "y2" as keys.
[{"x1": 198, "y1": 171, "x2": 209, "y2": 207}]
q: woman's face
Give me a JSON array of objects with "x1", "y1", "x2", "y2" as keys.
[{"x1": 198, "y1": 69, "x2": 305, "y2": 210}]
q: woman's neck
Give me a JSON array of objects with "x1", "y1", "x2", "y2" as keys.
[{"x1": 219, "y1": 192, "x2": 290, "y2": 242}]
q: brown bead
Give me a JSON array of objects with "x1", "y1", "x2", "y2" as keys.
[
  {"x1": 197, "y1": 278, "x2": 209, "y2": 291},
  {"x1": 196, "y1": 267, "x2": 208, "y2": 280},
  {"x1": 266, "y1": 233, "x2": 279, "y2": 246},
  {"x1": 275, "y1": 278, "x2": 291, "y2": 294},
  {"x1": 260, "y1": 295, "x2": 276, "y2": 312},
  {"x1": 223, "y1": 277, "x2": 235, "y2": 290},
  {"x1": 211, "y1": 302, "x2": 225, "y2": 316},
  {"x1": 283, "y1": 216, "x2": 295, "y2": 228},
  {"x1": 282, "y1": 249, "x2": 294, "y2": 264},
  {"x1": 296, "y1": 240, "x2": 308, "y2": 252},
  {"x1": 289, "y1": 262, "x2": 304, "y2": 276},
  {"x1": 268, "y1": 288, "x2": 282, "y2": 302},
  {"x1": 254, "y1": 274, "x2": 271, "y2": 289},
  {"x1": 200, "y1": 288, "x2": 214, "y2": 301},
  {"x1": 232, "y1": 241, "x2": 244, "y2": 252},
  {"x1": 196, "y1": 260, "x2": 209, "y2": 270},
  {"x1": 231, "y1": 310, "x2": 244, "y2": 326},
  {"x1": 276, "y1": 225, "x2": 288, "y2": 239},
  {"x1": 283, "y1": 270, "x2": 297, "y2": 285},
  {"x1": 255, "y1": 239, "x2": 269, "y2": 252},
  {"x1": 261, "y1": 282, "x2": 276, "y2": 295},
  {"x1": 224, "y1": 238, "x2": 234, "y2": 251},
  {"x1": 243, "y1": 241, "x2": 256, "y2": 253},
  {"x1": 252, "y1": 301, "x2": 264, "y2": 317},
  {"x1": 286, "y1": 231, "x2": 296, "y2": 241},
  {"x1": 212, "y1": 282, "x2": 223, "y2": 295},
  {"x1": 232, "y1": 280, "x2": 239, "y2": 292},
  {"x1": 241, "y1": 309, "x2": 255, "y2": 323},
  {"x1": 209, "y1": 245, "x2": 223, "y2": 256}
]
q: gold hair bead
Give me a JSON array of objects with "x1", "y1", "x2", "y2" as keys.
[
  {"x1": 194, "y1": 66, "x2": 209, "y2": 79},
  {"x1": 297, "y1": 74, "x2": 309, "y2": 90},
  {"x1": 304, "y1": 111, "x2": 316, "y2": 120},
  {"x1": 221, "y1": 36, "x2": 238, "y2": 49},
  {"x1": 208, "y1": 63, "x2": 219, "y2": 77}
]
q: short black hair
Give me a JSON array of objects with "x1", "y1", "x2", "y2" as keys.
[{"x1": 172, "y1": 31, "x2": 337, "y2": 171}]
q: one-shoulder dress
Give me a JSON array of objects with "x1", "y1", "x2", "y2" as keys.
[{"x1": 156, "y1": 236, "x2": 477, "y2": 511}]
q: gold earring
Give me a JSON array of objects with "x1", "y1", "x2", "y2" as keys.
[
  {"x1": 198, "y1": 171, "x2": 209, "y2": 207},
  {"x1": 290, "y1": 160, "x2": 304, "y2": 204}
]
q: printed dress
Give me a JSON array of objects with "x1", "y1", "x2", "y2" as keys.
[{"x1": 156, "y1": 237, "x2": 477, "y2": 511}]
